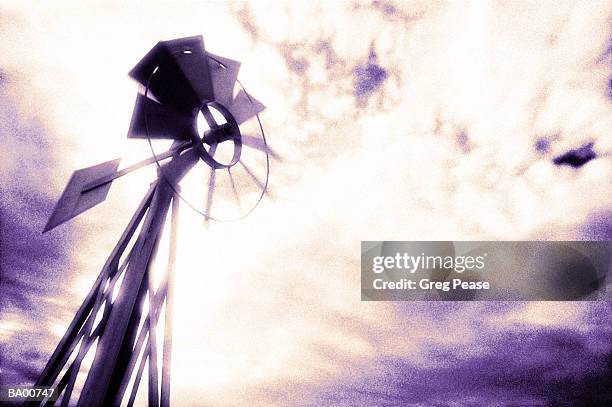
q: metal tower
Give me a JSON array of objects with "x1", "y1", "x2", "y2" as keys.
[{"x1": 31, "y1": 35, "x2": 272, "y2": 406}]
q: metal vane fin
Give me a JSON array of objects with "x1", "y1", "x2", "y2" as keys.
[
  {"x1": 228, "y1": 90, "x2": 265, "y2": 125},
  {"x1": 128, "y1": 94, "x2": 193, "y2": 140},
  {"x1": 207, "y1": 52, "x2": 241, "y2": 108},
  {"x1": 43, "y1": 158, "x2": 122, "y2": 233},
  {"x1": 128, "y1": 35, "x2": 215, "y2": 113}
]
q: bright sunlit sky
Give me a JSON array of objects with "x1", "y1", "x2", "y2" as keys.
[{"x1": 1, "y1": 1, "x2": 611, "y2": 406}]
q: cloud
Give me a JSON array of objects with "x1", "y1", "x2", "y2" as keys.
[
  {"x1": 308, "y1": 320, "x2": 612, "y2": 406},
  {"x1": 0, "y1": 84, "x2": 81, "y2": 387}
]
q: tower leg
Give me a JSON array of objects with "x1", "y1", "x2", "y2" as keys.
[
  {"x1": 28, "y1": 182, "x2": 156, "y2": 406},
  {"x1": 77, "y1": 180, "x2": 174, "y2": 407},
  {"x1": 161, "y1": 194, "x2": 179, "y2": 407}
]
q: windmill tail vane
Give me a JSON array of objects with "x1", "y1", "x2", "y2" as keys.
[{"x1": 32, "y1": 35, "x2": 274, "y2": 406}]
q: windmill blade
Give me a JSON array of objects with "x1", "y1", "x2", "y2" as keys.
[
  {"x1": 129, "y1": 36, "x2": 214, "y2": 114},
  {"x1": 164, "y1": 36, "x2": 215, "y2": 105},
  {"x1": 207, "y1": 53, "x2": 241, "y2": 108},
  {"x1": 128, "y1": 94, "x2": 193, "y2": 140},
  {"x1": 229, "y1": 90, "x2": 265, "y2": 125},
  {"x1": 227, "y1": 168, "x2": 242, "y2": 211},
  {"x1": 128, "y1": 41, "x2": 188, "y2": 108},
  {"x1": 238, "y1": 160, "x2": 271, "y2": 199},
  {"x1": 241, "y1": 134, "x2": 281, "y2": 161},
  {"x1": 204, "y1": 168, "x2": 216, "y2": 222},
  {"x1": 44, "y1": 158, "x2": 121, "y2": 233},
  {"x1": 128, "y1": 41, "x2": 164, "y2": 86}
]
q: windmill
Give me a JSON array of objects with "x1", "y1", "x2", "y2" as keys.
[{"x1": 31, "y1": 35, "x2": 274, "y2": 406}]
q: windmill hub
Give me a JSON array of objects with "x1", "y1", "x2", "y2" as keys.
[
  {"x1": 193, "y1": 101, "x2": 242, "y2": 168},
  {"x1": 197, "y1": 102, "x2": 240, "y2": 145}
]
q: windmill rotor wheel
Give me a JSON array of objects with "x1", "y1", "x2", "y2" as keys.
[
  {"x1": 144, "y1": 53, "x2": 270, "y2": 223},
  {"x1": 193, "y1": 101, "x2": 242, "y2": 169}
]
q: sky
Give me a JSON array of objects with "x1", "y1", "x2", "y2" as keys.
[{"x1": 1, "y1": 0, "x2": 611, "y2": 406}]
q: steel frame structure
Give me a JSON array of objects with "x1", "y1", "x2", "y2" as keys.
[
  {"x1": 31, "y1": 151, "x2": 197, "y2": 406},
  {"x1": 31, "y1": 35, "x2": 271, "y2": 406}
]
